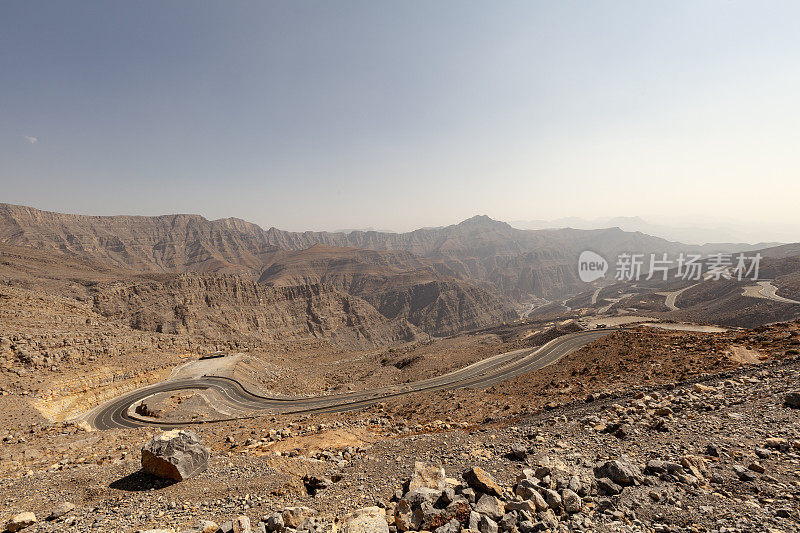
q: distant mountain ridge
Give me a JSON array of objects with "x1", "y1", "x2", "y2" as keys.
[
  {"x1": 510, "y1": 215, "x2": 783, "y2": 249},
  {"x1": 0, "y1": 203, "x2": 765, "y2": 300}
]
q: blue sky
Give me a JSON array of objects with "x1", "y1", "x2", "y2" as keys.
[{"x1": 2, "y1": 1, "x2": 799, "y2": 234}]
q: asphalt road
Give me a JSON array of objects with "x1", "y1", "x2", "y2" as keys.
[
  {"x1": 744, "y1": 280, "x2": 800, "y2": 305},
  {"x1": 658, "y1": 283, "x2": 699, "y2": 311},
  {"x1": 86, "y1": 329, "x2": 612, "y2": 430}
]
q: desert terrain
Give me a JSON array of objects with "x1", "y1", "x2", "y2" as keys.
[{"x1": 1, "y1": 204, "x2": 800, "y2": 533}]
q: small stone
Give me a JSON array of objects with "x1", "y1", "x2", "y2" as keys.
[
  {"x1": 433, "y1": 519, "x2": 460, "y2": 533},
  {"x1": 479, "y1": 516, "x2": 498, "y2": 533},
  {"x1": 596, "y1": 477, "x2": 622, "y2": 495},
  {"x1": 765, "y1": 437, "x2": 788, "y2": 449},
  {"x1": 468, "y1": 511, "x2": 481, "y2": 530},
  {"x1": 394, "y1": 500, "x2": 418, "y2": 532},
  {"x1": 198, "y1": 521, "x2": 219, "y2": 533},
  {"x1": 755, "y1": 447, "x2": 772, "y2": 459},
  {"x1": 529, "y1": 490, "x2": 548, "y2": 512},
  {"x1": 409, "y1": 462, "x2": 446, "y2": 491},
  {"x1": 561, "y1": 489, "x2": 582, "y2": 514},
  {"x1": 418, "y1": 502, "x2": 445, "y2": 531},
  {"x1": 462, "y1": 487, "x2": 477, "y2": 504},
  {"x1": 233, "y1": 516, "x2": 252, "y2": 533},
  {"x1": 437, "y1": 487, "x2": 455, "y2": 508},
  {"x1": 504, "y1": 500, "x2": 536, "y2": 515},
  {"x1": 463, "y1": 467, "x2": 502, "y2": 497},
  {"x1": 499, "y1": 512, "x2": 516, "y2": 531},
  {"x1": 282, "y1": 507, "x2": 317, "y2": 529},
  {"x1": 680, "y1": 455, "x2": 708, "y2": 480},
  {"x1": 475, "y1": 494, "x2": 504, "y2": 520},
  {"x1": 6, "y1": 512, "x2": 36, "y2": 532},
  {"x1": 784, "y1": 392, "x2": 800, "y2": 408},
  {"x1": 733, "y1": 465, "x2": 756, "y2": 481},
  {"x1": 514, "y1": 479, "x2": 538, "y2": 500},
  {"x1": 47, "y1": 502, "x2": 75, "y2": 521},
  {"x1": 644, "y1": 460, "x2": 667, "y2": 475},
  {"x1": 265, "y1": 513, "x2": 284, "y2": 533},
  {"x1": 568, "y1": 475, "x2": 583, "y2": 495},
  {"x1": 341, "y1": 507, "x2": 389, "y2": 533},
  {"x1": 594, "y1": 457, "x2": 642, "y2": 486},
  {"x1": 404, "y1": 487, "x2": 441, "y2": 507},
  {"x1": 518, "y1": 520, "x2": 536, "y2": 533},
  {"x1": 543, "y1": 489, "x2": 562, "y2": 510},
  {"x1": 303, "y1": 474, "x2": 332, "y2": 496},
  {"x1": 509, "y1": 444, "x2": 527, "y2": 460}
]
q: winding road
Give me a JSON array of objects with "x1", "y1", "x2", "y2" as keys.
[
  {"x1": 85, "y1": 329, "x2": 613, "y2": 430},
  {"x1": 742, "y1": 280, "x2": 800, "y2": 305},
  {"x1": 657, "y1": 283, "x2": 699, "y2": 311}
]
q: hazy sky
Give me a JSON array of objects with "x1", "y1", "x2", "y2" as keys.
[{"x1": 2, "y1": 1, "x2": 800, "y2": 235}]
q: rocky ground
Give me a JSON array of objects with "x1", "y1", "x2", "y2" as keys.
[{"x1": 2, "y1": 331, "x2": 800, "y2": 532}]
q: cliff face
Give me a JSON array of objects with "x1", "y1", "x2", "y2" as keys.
[
  {"x1": 362, "y1": 280, "x2": 517, "y2": 337},
  {"x1": 91, "y1": 274, "x2": 419, "y2": 348},
  {"x1": 257, "y1": 246, "x2": 515, "y2": 336},
  {"x1": 0, "y1": 244, "x2": 423, "y2": 349}
]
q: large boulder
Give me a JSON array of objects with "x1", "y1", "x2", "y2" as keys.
[
  {"x1": 141, "y1": 430, "x2": 209, "y2": 482},
  {"x1": 340, "y1": 507, "x2": 389, "y2": 533}
]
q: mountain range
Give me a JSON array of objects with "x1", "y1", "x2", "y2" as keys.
[{"x1": 2, "y1": 202, "x2": 796, "y2": 345}]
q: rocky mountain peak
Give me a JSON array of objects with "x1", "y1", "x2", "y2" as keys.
[{"x1": 455, "y1": 215, "x2": 512, "y2": 230}]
